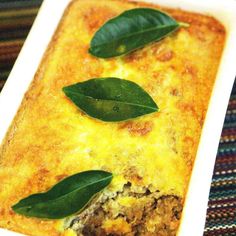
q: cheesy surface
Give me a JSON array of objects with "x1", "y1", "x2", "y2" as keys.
[{"x1": 0, "y1": 0, "x2": 225, "y2": 235}]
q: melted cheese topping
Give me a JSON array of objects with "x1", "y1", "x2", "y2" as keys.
[{"x1": 0, "y1": 0, "x2": 225, "y2": 235}]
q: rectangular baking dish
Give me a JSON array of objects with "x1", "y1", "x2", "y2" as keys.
[{"x1": 0, "y1": 0, "x2": 236, "y2": 235}]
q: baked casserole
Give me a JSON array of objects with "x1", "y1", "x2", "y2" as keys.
[{"x1": 0, "y1": 0, "x2": 225, "y2": 235}]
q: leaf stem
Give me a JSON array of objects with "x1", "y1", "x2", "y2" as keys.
[{"x1": 179, "y1": 22, "x2": 190, "y2": 28}]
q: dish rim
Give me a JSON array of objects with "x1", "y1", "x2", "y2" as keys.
[{"x1": 0, "y1": 0, "x2": 236, "y2": 235}]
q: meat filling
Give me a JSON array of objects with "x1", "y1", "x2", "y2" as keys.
[{"x1": 68, "y1": 183, "x2": 182, "y2": 236}]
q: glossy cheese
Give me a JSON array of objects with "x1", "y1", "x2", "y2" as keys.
[{"x1": 0, "y1": 0, "x2": 225, "y2": 235}]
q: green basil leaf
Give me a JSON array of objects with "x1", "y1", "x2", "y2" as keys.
[
  {"x1": 89, "y1": 8, "x2": 180, "y2": 58},
  {"x1": 12, "y1": 170, "x2": 113, "y2": 219},
  {"x1": 62, "y1": 77, "x2": 158, "y2": 122}
]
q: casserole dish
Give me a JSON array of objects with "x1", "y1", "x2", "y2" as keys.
[{"x1": 0, "y1": 0, "x2": 236, "y2": 235}]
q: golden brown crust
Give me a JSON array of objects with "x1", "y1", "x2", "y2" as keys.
[{"x1": 0, "y1": 0, "x2": 225, "y2": 235}]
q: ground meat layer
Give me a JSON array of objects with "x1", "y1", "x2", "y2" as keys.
[{"x1": 69, "y1": 183, "x2": 182, "y2": 236}]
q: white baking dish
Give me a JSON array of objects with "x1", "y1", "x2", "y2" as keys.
[{"x1": 0, "y1": 0, "x2": 236, "y2": 235}]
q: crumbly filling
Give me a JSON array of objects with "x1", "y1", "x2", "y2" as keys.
[{"x1": 68, "y1": 183, "x2": 182, "y2": 236}]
